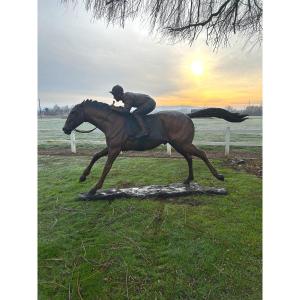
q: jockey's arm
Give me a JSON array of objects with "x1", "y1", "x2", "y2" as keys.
[
  {"x1": 110, "y1": 101, "x2": 132, "y2": 113},
  {"x1": 123, "y1": 101, "x2": 132, "y2": 112},
  {"x1": 110, "y1": 96, "x2": 133, "y2": 113}
]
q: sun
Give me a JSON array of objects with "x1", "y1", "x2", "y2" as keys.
[{"x1": 191, "y1": 60, "x2": 204, "y2": 76}]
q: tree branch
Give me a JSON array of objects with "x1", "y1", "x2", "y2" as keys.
[
  {"x1": 167, "y1": 0, "x2": 231, "y2": 32},
  {"x1": 62, "y1": 0, "x2": 263, "y2": 49}
]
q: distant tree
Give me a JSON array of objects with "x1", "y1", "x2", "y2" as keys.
[
  {"x1": 243, "y1": 105, "x2": 262, "y2": 116},
  {"x1": 225, "y1": 105, "x2": 237, "y2": 113},
  {"x1": 41, "y1": 105, "x2": 72, "y2": 116},
  {"x1": 52, "y1": 104, "x2": 60, "y2": 114},
  {"x1": 62, "y1": 0, "x2": 262, "y2": 49},
  {"x1": 61, "y1": 105, "x2": 71, "y2": 114}
]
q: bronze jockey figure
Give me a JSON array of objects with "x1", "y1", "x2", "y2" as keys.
[{"x1": 109, "y1": 85, "x2": 156, "y2": 138}]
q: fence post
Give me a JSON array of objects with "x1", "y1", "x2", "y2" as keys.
[
  {"x1": 167, "y1": 143, "x2": 172, "y2": 156},
  {"x1": 225, "y1": 127, "x2": 230, "y2": 156},
  {"x1": 70, "y1": 131, "x2": 76, "y2": 153}
]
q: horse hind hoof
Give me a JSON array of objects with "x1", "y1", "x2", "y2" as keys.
[
  {"x1": 183, "y1": 179, "x2": 192, "y2": 185},
  {"x1": 217, "y1": 174, "x2": 225, "y2": 181}
]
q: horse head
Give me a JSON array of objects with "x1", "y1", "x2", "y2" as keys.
[{"x1": 62, "y1": 102, "x2": 85, "y2": 135}]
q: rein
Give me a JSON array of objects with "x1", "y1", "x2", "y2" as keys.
[{"x1": 74, "y1": 127, "x2": 97, "y2": 133}]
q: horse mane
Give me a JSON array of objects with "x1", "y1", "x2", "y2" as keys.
[
  {"x1": 79, "y1": 99, "x2": 132, "y2": 117},
  {"x1": 80, "y1": 99, "x2": 111, "y2": 111}
]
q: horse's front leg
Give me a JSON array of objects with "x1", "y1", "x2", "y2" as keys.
[
  {"x1": 88, "y1": 148, "x2": 120, "y2": 195},
  {"x1": 79, "y1": 147, "x2": 108, "y2": 182}
]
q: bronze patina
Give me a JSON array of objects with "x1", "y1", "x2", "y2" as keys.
[
  {"x1": 63, "y1": 99, "x2": 247, "y2": 195},
  {"x1": 109, "y1": 85, "x2": 156, "y2": 138}
]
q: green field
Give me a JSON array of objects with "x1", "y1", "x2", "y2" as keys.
[
  {"x1": 38, "y1": 155, "x2": 262, "y2": 299},
  {"x1": 38, "y1": 116, "x2": 262, "y2": 150}
]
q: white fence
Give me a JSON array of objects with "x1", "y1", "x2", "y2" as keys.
[{"x1": 68, "y1": 126, "x2": 261, "y2": 156}]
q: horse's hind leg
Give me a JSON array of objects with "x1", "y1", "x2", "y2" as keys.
[
  {"x1": 170, "y1": 143, "x2": 194, "y2": 184},
  {"x1": 79, "y1": 147, "x2": 108, "y2": 182},
  {"x1": 184, "y1": 144, "x2": 224, "y2": 181}
]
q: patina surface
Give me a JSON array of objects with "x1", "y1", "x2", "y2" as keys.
[{"x1": 63, "y1": 100, "x2": 247, "y2": 195}]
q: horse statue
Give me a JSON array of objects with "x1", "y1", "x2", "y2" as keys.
[{"x1": 63, "y1": 100, "x2": 247, "y2": 195}]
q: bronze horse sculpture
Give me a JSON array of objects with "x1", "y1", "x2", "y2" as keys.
[{"x1": 63, "y1": 100, "x2": 247, "y2": 195}]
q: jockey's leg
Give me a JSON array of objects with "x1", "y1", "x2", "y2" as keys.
[
  {"x1": 133, "y1": 113, "x2": 148, "y2": 138},
  {"x1": 133, "y1": 102, "x2": 155, "y2": 138}
]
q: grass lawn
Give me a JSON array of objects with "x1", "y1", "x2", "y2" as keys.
[
  {"x1": 38, "y1": 143, "x2": 262, "y2": 156},
  {"x1": 38, "y1": 155, "x2": 262, "y2": 299}
]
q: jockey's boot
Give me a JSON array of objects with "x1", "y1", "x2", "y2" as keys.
[{"x1": 134, "y1": 114, "x2": 149, "y2": 138}]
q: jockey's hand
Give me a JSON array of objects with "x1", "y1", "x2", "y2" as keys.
[{"x1": 110, "y1": 105, "x2": 126, "y2": 112}]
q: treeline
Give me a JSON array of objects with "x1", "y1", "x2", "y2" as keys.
[
  {"x1": 39, "y1": 104, "x2": 262, "y2": 117},
  {"x1": 39, "y1": 105, "x2": 72, "y2": 116},
  {"x1": 225, "y1": 105, "x2": 262, "y2": 116}
]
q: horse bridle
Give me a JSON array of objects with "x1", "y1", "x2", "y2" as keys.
[{"x1": 74, "y1": 103, "x2": 115, "y2": 133}]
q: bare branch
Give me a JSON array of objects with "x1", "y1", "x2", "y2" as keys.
[
  {"x1": 61, "y1": 0, "x2": 263, "y2": 49},
  {"x1": 167, "y1": 0, "x2": 231, "y2": 32},
  {"x1": 253, "y1": 0, "x2": 262, "y2": 11}
]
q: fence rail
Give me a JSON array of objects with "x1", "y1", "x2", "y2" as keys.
[{"x1": 52, "y1": 127, "x2": 261, "y2": 156}]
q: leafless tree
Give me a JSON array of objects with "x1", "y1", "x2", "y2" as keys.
[{"x1": 62, "y1": 0, "x2": 262, "y2": 49}]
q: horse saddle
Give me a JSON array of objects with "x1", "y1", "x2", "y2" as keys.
[{"x1": 124, "y1": 113, "x2": 166, "y2": 141}]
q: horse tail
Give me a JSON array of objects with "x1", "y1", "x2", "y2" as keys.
[{"x1": 187, "y1": 108, "x2": 248, "y2": 123}]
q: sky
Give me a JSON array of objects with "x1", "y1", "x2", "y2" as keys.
[{"x1": 38, "y1": 0, "x2": 262, "y2": 108}]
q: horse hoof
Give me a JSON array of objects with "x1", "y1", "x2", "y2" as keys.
[
  {"x1": 183, "y1": 179, "x2": 191, "y2": 185},
  {"x1": 79, "y1": 175, "x2": 86, "y2": 182},
  {"x1": 87, "y1": 188, "x2": 97, "y2": 196},
  {"x1": 217, "y1": 174, "x2": 225, "y2": 181}
]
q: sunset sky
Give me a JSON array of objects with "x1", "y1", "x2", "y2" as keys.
[{"x1": 38, "y1": 0, "x2": 262, "y2": 108}]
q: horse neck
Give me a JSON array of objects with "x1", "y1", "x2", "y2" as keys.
[{"x1": 83, "y1": 105, "x2": 121, "y2": 134}]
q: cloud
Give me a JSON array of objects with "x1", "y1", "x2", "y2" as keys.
[
  {"x1": 38, "y1": 0, "x2": 185, "y2": 104},
  {"x1": 38, "y1": 0, "x2": 262, "y2": 107}
]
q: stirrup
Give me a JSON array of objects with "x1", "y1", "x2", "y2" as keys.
[{"x1": 136, "y1": 131, "x2": 148, "y2": 138}]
